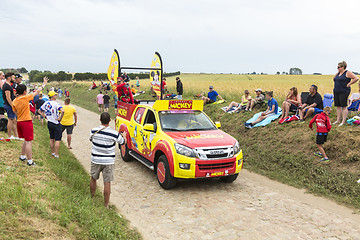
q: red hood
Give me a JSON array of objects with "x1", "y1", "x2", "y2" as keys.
[{"x1": 165, "y1": 130, "x2": 236, "y2": 148}]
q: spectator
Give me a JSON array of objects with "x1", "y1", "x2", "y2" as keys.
[
  {"x1": 57, "y1": 87, "x2": 63, "y2": 98},
  {"x1": 113, "y1": 94, "x2": 118, "y2": 115},
  {"x1": 225, "y1": 90, "x2": 251, "y2": 113},
  {"x1": 39, "y1": 91, "x2": 64, "y2": 159},
  {"x1": 12, "y1": 77, "x2": 48, "y2": 166},
  {"x1": 89, "y1": 81, "x2": 97, "y2": 90},
  {"x1": 298, "y1": 85, "x2": 323, "y2": 122},
  {"x1": 333, "y1": 61, "x2": 359, "y2": 126},
  {"x1": 130, "y1": 85, "x2": 136, "y2": 95},
  {"x1": 136, "y1": 76, "x2": 140, "y2": 92},
  {"x1": 116, "y1": 78, "x2": 134, "y2": 104},
  {"x1": 176, "y1": 77, "x2": 183, "y2": 100},
  {"x1": 12, "y1": 77, "x2": 47, "y2": 166},
  {"x1": 245, "y1": 91, "x2": 278, "y2": 129},
  {"x1": 96, "y1": 91, "x2": 104, "y2": 113},
  {"x1": 162, "y1": 78, "x2": 167, "y2": 99},
  {"x1": 245, "y1": 88, "x2": 265, "y2": 112},
  {"x1": 201, "y1": 86, "x2": 224, "y2": 105},
  {"x1": 309, "y1": 106, "x2": 332, "y2": 162},
  {"x1": 64, "y1": 88, "x2": 70, "y2": 98},
  {"x1": 89, "y1": 112, "x2": 126, "y2": 208},
  {"x1": 12, "y1": 74, "x2": 23, "y2": 94},
  {"x1": 103, "y1": 91, "x2": 110, "y2": 112},
  {"x1": 2, "y1": 72, "x2": 18, "y2": 139},
  {"x1": 280, "y1": 87, "x2": 301, "y2": 120},
  {"x1": 0, "y1": 71, "x2": 5, "y2": 118},
  {"x1": 34, "y1": 93, "x2": 45, "y2": 125},
  {"x1": 60, "y1": 98, "x2": 77, "y2": 149}
]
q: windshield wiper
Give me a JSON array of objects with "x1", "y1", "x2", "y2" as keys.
[
  {"x1": 187, "y1": 128, "x2": 215, "y2": 131},
  {"x1": 162, "y1": 128, "x2": 183, "y2": 131}
]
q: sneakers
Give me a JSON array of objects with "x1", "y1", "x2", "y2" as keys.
[
  {"x1": 320, "y1": 158, "x2": 329, "y2": 162},
  {"x1": 299, "y1": 119, "x2": 305, "y2": 124},
  {"x1": 314, "y1": 152, "x2": 323, "y2": 158},
  {"x1": 19, "y1": 156, "x2": 27, "y2": 162},
  {"x1": 52, "y1": 153, "x2": 59, "y2": 158},
  {"x1": 27, "y1": 161, "x2": 36, "y2": 166},
  {"x1": 338, "y1": 123, "x2": 344, "y2": 127},
  {"x1": 244, "y1": 122, "x2": 253, "y2": 129},
  {"x1": 357, "y1": 179, "x2": 360, "y2": 184},
  {"x1": 9, "y1": 136, "x2": 16, "y2": 140},
  {"x1": 333, "y1": 121, "x2": 339, "y2": 125}
]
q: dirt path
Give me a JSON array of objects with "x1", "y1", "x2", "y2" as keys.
[{"x1": 61, "y1": 102, "x2": 360, "y2": 240}]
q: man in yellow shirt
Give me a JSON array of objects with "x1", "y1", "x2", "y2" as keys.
[
  {"x1": 12, "y1": 77, "x2": 48, "y2": 166},
  {"x1": 60, "y1": 98, "x2": 77, "y2": 149}
]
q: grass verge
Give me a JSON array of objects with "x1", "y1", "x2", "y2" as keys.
[{"x1": 0, "y1": 121, "x2": 141, "y2": 239}]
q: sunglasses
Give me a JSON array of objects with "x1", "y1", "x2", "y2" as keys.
[{"x1": 337, "y1": 66, "x2": 343, "y2": 69}]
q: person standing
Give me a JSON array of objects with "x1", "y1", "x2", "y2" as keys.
[
  {"x1": 39, "y1": 91, "x2": 64, "y2": 158},
  {"x1": 57, "y1": 87, "x2": 63, "y2": 98},
  {"x1": 176, "y1": 77, "x2": 183, "y2": 100},
  {"x1": 12, "y1": 74, "x2": 23, "y2": 94},
  {"x1": 113, "y1": 94, "x2": 118, "y2": 115},
  {"x1": 64, "y1": 88, "x2": 70, "y2": 98},
  {"x1": 103, "y1": 91, "x2": 110, "y2": 112},
  {"x1": 2, "y1": 72, "x2": 18, "y2": 139},
  {"x1": 90, "y1": 112, "x2": 126, "y2": 208},
  {"x1": 0, "y1": 71, "x2": 5, "y2": 118},
  {"x1": 333, "y1": 61, "x2": 359, "y2": 126},
  {"x1": 96, "y1": 91, "x2": 104, "y2": 113},
  {"x1": 60, "y1": 98, "x2": 77, "y2": 149},
  {"x1": 135, "y1": 76, "x2": 140, "y2": 92},
  {"x1": 12, "y1": 77, "x2": 47, "y2": 166},
  {"x1": 34, "y1": 93, "x2": 45, "y2": 125}
]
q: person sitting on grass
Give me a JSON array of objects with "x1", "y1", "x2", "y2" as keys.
[
  {"x1": 225, "y1": 90, "x2": 251, "y2": 113},
  {"x1": 201, "y1": 86, "x2": 224, "y2": 105},
  {"x1": 280, "y1": 87, "x2": 301, "y2": 120},
  {"x1": 245, "y1": 88, "x2": 265, "y2": 112},
  {"x1": 309, "y1": 106, "x2": 332, "y2": 162},
  {"x1": 298, "y1": 85, "x2": 323, "y2": 122},
  {"x1": 245, "y1": 91, "x2": 278, "y2": 129}
]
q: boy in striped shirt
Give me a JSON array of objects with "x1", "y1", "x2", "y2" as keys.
[{"x1": 90, "y1": 112, "x2": 126, "y2": 208}]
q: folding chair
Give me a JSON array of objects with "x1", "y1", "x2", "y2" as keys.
[
  {"x1": 323, "y1": 93, "x2": 334, "y2": 108},
  {"x1": 348, "y1": 100, "x2": 360, "y2": 117}
]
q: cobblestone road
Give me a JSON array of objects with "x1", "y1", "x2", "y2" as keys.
[{"x1": 63, "y1": 102, "x2": 360, "y2": 240}]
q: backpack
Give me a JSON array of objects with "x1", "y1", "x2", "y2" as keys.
[{"x1": 0, "y1": 118, "x2": 8, "y2": 132}]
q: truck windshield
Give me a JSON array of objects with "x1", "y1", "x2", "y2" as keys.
[{"x1": 159, "y1": 110, "x2": 217, "y2": 132}]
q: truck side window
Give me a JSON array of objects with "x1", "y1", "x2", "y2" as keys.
[
  {"x1": 144, "y1": 110, "x2": 156, "y2": 125},
  {"x1": 134, "y1": 107, "x2": 146, "y2": 124}
]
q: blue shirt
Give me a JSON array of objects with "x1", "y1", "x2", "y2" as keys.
[
  {"x1": 268, "y1": 98, "x2": 278, "y2": 114},
  {"x1": 207, "y1": 91, "x2": 218, "y2": 102}
]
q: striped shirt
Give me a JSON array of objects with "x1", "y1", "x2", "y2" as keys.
[{"x1": 90, "y1": 126, "x2": 125, "y2": 165}]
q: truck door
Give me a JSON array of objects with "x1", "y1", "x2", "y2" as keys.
[
  {"x1": 129, "y1": 107, "x2": 146, "y2": 154},
  {"x1": 140, "y1": 109, "x2": 159, "y2": 159}
]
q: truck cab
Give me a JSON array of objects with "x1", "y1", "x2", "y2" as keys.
[{"x1": 116, "y1": 100, "x2": 243, "y2": 189}]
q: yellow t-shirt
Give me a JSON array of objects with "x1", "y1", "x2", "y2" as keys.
[
  {"x1": 12, "y1": 94, "x2": 34, "y2": 122},
  {"x1": 61, "y1": 105, "x2": 76, "y2": 126}
]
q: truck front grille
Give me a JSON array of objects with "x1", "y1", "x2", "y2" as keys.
[
  {"x1": 194, "y1": 146, "x2": 233, "y2": 160},
  {"x1": 198, "y1": 161, "x2": 234, "y2": 170}
]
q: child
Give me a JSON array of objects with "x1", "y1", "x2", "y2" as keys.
[
  {"x1": 245, "y1": 91, "x2": 278, "y2": 129},
  {"x1": 309, "y1": 106, "x2": 332, "y2": 162}
]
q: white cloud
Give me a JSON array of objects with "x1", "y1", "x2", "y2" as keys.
[{"x1": 1, "y1": 0, "x2": 360, "y2": 74}]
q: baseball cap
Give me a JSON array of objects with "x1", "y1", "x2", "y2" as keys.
[
  {"x1": 255, "y1": 88, "x2": 262, "y2": 92},
  {"x1": 176, "y1": 77, "x2": 180, "y2": 80},
  {"x1": 15, "y1": 74, "x2": 23, "y2": 78},
  {"x1": 209, "y1": 86, "x2": 213, "y2": 89},
  {"x1": 48, "y1": 91, "x2": 57, "y2": 97}
]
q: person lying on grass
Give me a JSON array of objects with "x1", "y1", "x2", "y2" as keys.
[
  {"x1": 245, "y1": 91, "x2": 278, "y2": 129},
  {"x1": 309, "y1": 106, "x2": 332, "y2": 162},
  {"x1": 225, "y1": 90, "x2": 251, "y2": 113}
]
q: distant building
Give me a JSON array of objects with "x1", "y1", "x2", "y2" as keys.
[{"x1": 313, "y1": 73, "x2": 322, "y2": 75}]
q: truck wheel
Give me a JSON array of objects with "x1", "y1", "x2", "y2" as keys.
[
  {"x1": 119, "y1": 143, "x2": 133, "y2": 162},
  {"x1": 156, "y1": 155, "x2": 177, "y2": 190},
  {"x1": 220, "y1": 173, "x2": 239, "y2": 183}
]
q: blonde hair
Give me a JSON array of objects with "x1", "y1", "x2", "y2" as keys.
[
  {"x1": 323, "y1": 106, "x2": 331, "y2": 113},
  {"x1": 338, "y1": 61, "x2": 347, "y2": 69}
]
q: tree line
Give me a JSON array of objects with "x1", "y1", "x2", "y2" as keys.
[{"x1": 29, "y1": 70, "x2": 181, "y2": 82}]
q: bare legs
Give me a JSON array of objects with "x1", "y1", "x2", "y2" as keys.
[
  {"x1": 317, "y1": 144, "x2": 328, "y2": 159},
  {"x1": 336, "y1": 107, "x2": 348, "y2": 125},
  {"x1": 281, "y1": 101, "x2": 291, "y2": 119},
  {"x1": 50, "y1": 139, "x2": 61, "y2": 156},
  {"x1": 90, "y1": 177, "x2": 111, "y2": 208},
  {"x1": 7, "y1": 118, "x2": 18, "y2": 138},
  {"x1": 245, "y1": 99, "x2": 256, "y2": 111},
  {"x1": 67, "y1": 134, "x2": 72, "y2": 148},
  {"x1": 21, "y1": 141, "x2": 32, "y2": 160},
  {"x1": 299, "y1": 108, "x2": 315, "y2": 120}
]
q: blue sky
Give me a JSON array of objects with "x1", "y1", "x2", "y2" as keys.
[{"x1": 1, "y1": 0, "x2": 360, "y2": 74}]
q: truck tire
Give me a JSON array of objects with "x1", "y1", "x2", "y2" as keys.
[
  {"x1": 119, "y1": 142, "x2": 133, "y2": 162},
  {"x1": 220, "y1": 173, "x2": 239, "y2": 183},
  {"x1": 156, "y1": 155, "x2": 177, "y2": 190}
]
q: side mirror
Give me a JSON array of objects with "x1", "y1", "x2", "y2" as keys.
[
  {"x1": 215, "y1": 122, "x2": 221, "y2": 128},
  {"x1": 144, "y1": 123, "x2": 155, "y2": 132}
]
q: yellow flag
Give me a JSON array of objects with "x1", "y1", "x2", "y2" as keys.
[
  {"x1": 150, "y1": 52, "x2": 162, "y2": 98},
  {"x1": 107, "y1": 49, "x2": 120, "y2": 96}
]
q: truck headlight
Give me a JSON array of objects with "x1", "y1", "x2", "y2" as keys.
[
  {"x1": 175, "y1": 143, "x2": 196, "y2": 158},
  {"x1": 233, "y1": 141, "x2": 240, "y2": 155},
  {"x1": 179, "y1": 163, "x2": 191, "y2": 170}
]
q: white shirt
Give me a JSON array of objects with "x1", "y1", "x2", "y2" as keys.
[
  {"x1": 90, "y1": 126, "x2": 125, "y2": 165},
  {"x1": 40, "y1": 100, "x2": 63, "y2": 124}
]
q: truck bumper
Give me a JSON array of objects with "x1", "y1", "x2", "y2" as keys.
[{"x1": 173, "y1": 150, "x2": 243, "y2": 179}]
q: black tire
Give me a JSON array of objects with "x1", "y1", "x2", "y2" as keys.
[
  {"x1": 119, "y1": 142, "x2": 133, "y2": 162},
  {"x1": 156, "y1": 155, "x2": 177, "y2": 190},
  {"x1": 220, "y1": 173, "x2": 239, "y2": 183}
]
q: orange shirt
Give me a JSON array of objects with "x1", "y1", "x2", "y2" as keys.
[{"x1": 12, "y1": 94, "x2": 34, "y2": 122}]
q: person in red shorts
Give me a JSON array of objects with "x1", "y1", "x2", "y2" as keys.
[{"x1": 12, "y1": 77, "x2": 48, "y2": 166}]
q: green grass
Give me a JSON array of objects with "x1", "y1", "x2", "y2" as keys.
[
  {"x1": 0, "y1": 121, "x2": 141, "y2": 239},
  {"x1": 50, "y1": 75, "x2": 360, "y2": 210}
]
